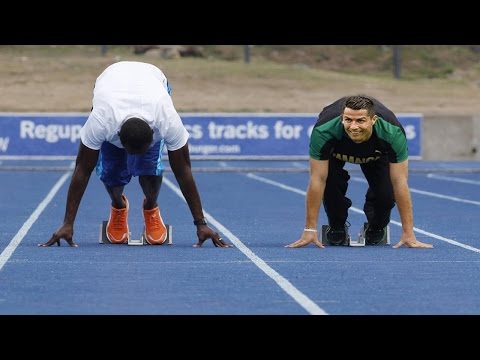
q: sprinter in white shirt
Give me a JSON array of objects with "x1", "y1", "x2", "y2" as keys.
[{"x1": 40, "y1": 61, "x2": 232, "y2": 248}]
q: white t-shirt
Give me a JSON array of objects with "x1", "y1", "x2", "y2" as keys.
[{"x1": 80, "y1": 61, "x2": 189, "y2": 151}]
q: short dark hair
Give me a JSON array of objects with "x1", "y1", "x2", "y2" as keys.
[
  {"x1": 343, "y1": 95, "x2": 375, "y2": 117},
  {"x1": 119, "y1": 117, "x2": 153, "y2": 151}
]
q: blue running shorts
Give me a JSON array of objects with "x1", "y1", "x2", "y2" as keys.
[{"x1": 96, "y1": 140, "x2": 165, "y2": 187}]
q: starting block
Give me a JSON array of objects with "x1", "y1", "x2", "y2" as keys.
[
  {"x1": 99, "y1": 220, "x2": 173, "y2": 245},
  {"x1": 320, "y1": 225, "x2": 351, "y2": 246},
  {"x1": 358, "y1": 222, "x2": 390, "y2": 246},
  {"x1": 320, "y1": 223, "x2": 390, "y2": 247}
]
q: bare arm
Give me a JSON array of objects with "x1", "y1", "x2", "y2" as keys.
[
  {"x1": 168, "y1": 143, "x2": 204, "y2": 221},
  {"x1": 305, "y1": 158, "x2": 329, "y2": 230},
  {"x1": 39, "y1": 142, "x2": 99, "y2": 247},
  {"x1": 168, "y1": 143, "x2": 232, "y2": 248},
  {"x1": 390, "y1": 161, "x2": 414, "y2": 236},
  {"x1": 390, "y1": 160, "x2": 433, "y2": 248},
  {"x1": 286, "y1": 158, "x2": 329, "y2": 248}
]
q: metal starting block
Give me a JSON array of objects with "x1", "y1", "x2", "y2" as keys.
[
  {"x1": 320, "y1": 223, "x2": 390, "y2": 247},
  {"x1": 358, "y1": 222, "x2": 390, "y2": 246},
  {"x1": 99, "y1": 220, "x2": 173, "y2": 245},
  {"x1": 320, "y1": 225, "x2": 351, "y2": 246}
]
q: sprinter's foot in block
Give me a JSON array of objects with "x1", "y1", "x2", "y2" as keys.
[
  {"x1": 106, "y1": 195, "x2": 129, "y2": 244},
  {"x1": 363, "y1": 223, "x2": 390, "y2": 245},
  {"x1": 143, "y1": 204, "x2": 167, "y2": 245},
  {"x1": 321, "y1": 224, "x2": 350, "y2": 246}
]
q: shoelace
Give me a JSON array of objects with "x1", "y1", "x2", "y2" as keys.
[
  {"x1": 112, "y1": 208, "x2": 127, "y2": 230},
  {"x1": 148, "y1": 213, "x2": 162, "y2": 230}
]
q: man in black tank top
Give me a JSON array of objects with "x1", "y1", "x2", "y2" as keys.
[{"x1": 286, "y1": 95, "x2": 433, "y2": 249}]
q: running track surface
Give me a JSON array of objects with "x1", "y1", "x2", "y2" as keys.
[{"x1": 1, "y1": 160, "x2": 479, "y2": 315}]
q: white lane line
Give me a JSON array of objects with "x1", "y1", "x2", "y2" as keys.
[
  {"x1": 0, "y1": 166, "x2": 73, "y2": 271},
  {"x1": 291, "y1": 162, "x2": 308, "y2": 168},
  {"x1": 427, "y1": 173, "x2": 480, "y2": 186},
  {"x1": 162, "y1": 176, "x2": 327, "y2": 315},
  {"x1": 351, "y1": 176, "x2": 480, "y2": 206},
  {"x1": 247, "y1": 173, "x2": 480, "y2": 253}
]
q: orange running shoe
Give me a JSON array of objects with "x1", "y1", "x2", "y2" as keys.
[
  {"x1": 106, "y1": 194, "x2": 129, "y2": 244},
  {"x1": 143, "y1": 202, "x2": 167, "y2": 245}
]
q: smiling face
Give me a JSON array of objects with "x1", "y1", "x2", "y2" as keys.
[{"x1": 342, "y1": 107, "x2": 377, "y2": 143}]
